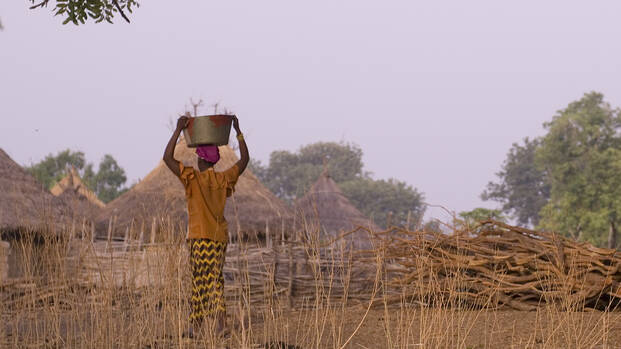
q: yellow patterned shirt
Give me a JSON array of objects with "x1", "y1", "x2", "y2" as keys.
[{"x1": 178, "y1": 163, "x2": 239, "y2": 242}]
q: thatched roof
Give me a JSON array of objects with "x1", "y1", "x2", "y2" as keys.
[
  {"x1": 97, "y1": 137, "x2": 292, "y2": 238},
  {"x1": 0, "y1": 148, "x2": 64, "y2": 235},
  {"x1": 296, "y1": 170, "x2": 378, "y2": 248},
  {"x1": 51, "y1": 167, "x2": 105, "y2": 208},
  {"x1": 50, "y1": 167, "x2": 104, "y2": 223}
]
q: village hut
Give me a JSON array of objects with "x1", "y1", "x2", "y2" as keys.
[
  {"x1": 97, "y1": 137, "x2": 292, "y2": 242},
  {"x1": 295, "y1": 169, "x2": 379, "y2": 249},
  {"x1": 0, "y1": 148, "x2": 65, "y2": 238},
  {"x1": 0, "y1": 148, "x2": 70, "y2": 280},
  {"x1": 50, "y1": 166, "x2": 105, "y2": 225}
]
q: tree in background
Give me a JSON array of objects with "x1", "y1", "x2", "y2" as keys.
[
  {"x1": 83, "y1": 154, "x2": 128, "y2": 203},
  {"x1": 422, "y1": 220, "x2": 443, "y2": 233},
  {"x1": 482, "y1": 92, "x2": 621, "y2": 248},
  {"x1": 482, "y1": 138, "x2": 550, "y2": 227},
  {"x1": 248, "y1": 158, "x2": 268, "y2": 183},
  {"x1": 28, "y1": 0, "x2": 138, "y2": 25},
  {"x1": 252, "y1": 142, "x2": 366, "y2": 201},
  {"x1": 25, "y1": 149, "x2": 86, "y2": 190},
  {"x1": 251, "y1": 141, "x2": 425, "y2": 229},
  {"x1": 536, "y1": 92, "x2": 621, "y2": 248},
  {"x1": 458, "y1": 208, "x2": 506, "y2": 226},
  {"x1": 340, "y1": 178, "x2": 425, "y2": 229},
  {"x1": 26, "y1": 150, "x2": 129, "y2": 203}
]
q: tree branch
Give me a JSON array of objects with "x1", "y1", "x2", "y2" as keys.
[
  {"x1": 112, "y1": 0, "x2": 131, "y2": 23},
  {"x1": 29, "y1": 0, "x2": 50, "y2": 10}
]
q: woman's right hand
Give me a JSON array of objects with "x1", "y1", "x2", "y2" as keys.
[{"x1": 177, "y1": 115, "x2": 190, "y2": 130}]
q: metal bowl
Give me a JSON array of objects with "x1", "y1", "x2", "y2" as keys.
[{"x1": 183, "y1": 115, "x2": 234, "y2": 147}]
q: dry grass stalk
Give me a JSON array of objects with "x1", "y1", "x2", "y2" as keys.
[{"x1": 1, "y1": 219, "x2": 621, "y2": 348}]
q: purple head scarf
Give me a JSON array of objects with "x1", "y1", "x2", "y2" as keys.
[{"x1": 196, "y1": 145, "x2": 220, "y2": 163}]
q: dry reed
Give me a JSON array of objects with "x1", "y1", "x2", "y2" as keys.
[{"x1": 1, "y1": 219, "x2": 621, "y2": 348}]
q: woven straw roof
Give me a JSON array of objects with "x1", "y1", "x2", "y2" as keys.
[
  {"x1": 296, "y1": 169, "x2": 378, "y2": 248},
  {"x1": 97, "y1": 137, "x2": 292, "y2": 238},
  {"x1": 0, "y1": 148, "x2": 64, "y2": 234},
  {"x1": 51, "y1": 167, "x2": 105, "y2": 208},
  {"x1": 50, "y1": 167, "x2": 105, "y2": 223}
]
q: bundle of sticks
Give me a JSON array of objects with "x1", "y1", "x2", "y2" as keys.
[{"x1": 379, "y1": 221, "x2": 621, "y2": 311}]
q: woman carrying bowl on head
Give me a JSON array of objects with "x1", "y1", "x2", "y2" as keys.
[{"x1": 163, "y1": 114, "x2": 249, "y2": 337}]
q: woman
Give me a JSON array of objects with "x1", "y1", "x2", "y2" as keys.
[{"x1": 163, "y1": 114, "x2": 249, "y2": 336}]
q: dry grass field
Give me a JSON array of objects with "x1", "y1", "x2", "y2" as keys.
[{"x1": 2, "y1": 224, "x2": 621, "y2": 349}]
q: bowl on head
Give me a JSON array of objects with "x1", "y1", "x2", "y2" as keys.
[{"x1": 184, "y1": 115, "x2": 234, "y2": 147}]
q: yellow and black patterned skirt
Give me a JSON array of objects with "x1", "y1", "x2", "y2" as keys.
[{"x1": 189, "y1": 238, "x2": 227, "y2": 323}]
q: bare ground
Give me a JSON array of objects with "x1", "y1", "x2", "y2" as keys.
[
  {"x1": 245, "y1": 307, "x2": 621, "y2": 349},
  {"x1": 4, "y1": 303, "x2": 621, "y2": 348}
]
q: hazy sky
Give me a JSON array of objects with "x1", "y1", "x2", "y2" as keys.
[{"x1": 2, "y1": 1, "x2": 621, "y2": 221}]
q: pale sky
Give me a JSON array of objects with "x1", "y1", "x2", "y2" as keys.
[{"x1": 2, "y1": 1, "x2": 621, "y2": 221}]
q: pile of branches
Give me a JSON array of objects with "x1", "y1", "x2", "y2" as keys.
[{"x1": 380, "y1": 221, "x2": 621, "y2": 311}]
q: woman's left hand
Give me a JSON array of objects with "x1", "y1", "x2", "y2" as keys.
[{"x1": 232, "y1": 115, "x2": 241, "y2": 132}]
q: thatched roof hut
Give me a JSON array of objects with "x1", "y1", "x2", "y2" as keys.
[
  {"x1": 97, "y1": 137, "x2": 292, "y2": 240},
  {"x1": 0, "y1": 148, "x2": 64, "y2": 237},
  {"x1": 296, "y1": 169, "x2": 378, "y2": 249},
  {"x1": 50, "y1": 167, "x2": 104, "y2": 223}
]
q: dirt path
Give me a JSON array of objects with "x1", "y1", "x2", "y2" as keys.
[
  {"x1": 4, "y1": 302, "x2": 621, "y2": 348},
  {"x1": 242, "y1": 307, "x2": 621, "y2": 349}
]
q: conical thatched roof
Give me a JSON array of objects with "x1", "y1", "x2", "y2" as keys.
[
  {"x1": 0, "y1": 148, "x2": 64, "y2": 235},
  {"x1": 97, "y1": 137, "x2": 292, "y2": 239},
  {"x1": 50, "y1": 167, "x2": 105, "y2": 223},
  {"x1": 296, "y1": 170, "x2": 378, "y2": 248}
]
